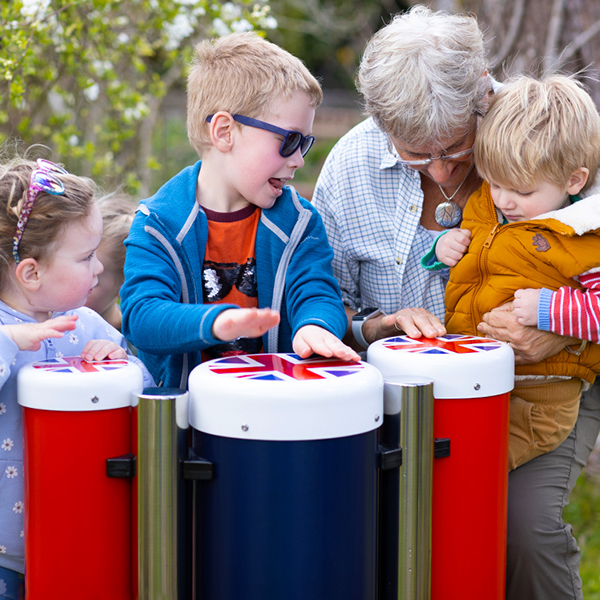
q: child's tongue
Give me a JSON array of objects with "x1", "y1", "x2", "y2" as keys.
[{"x1": 269, "y1": 178, "x2": 284, "y2": 190}]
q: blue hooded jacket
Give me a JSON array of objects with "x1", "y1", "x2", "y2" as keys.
[{"x1": 121, "y1": 161, "x2": 348, "y2": 389}]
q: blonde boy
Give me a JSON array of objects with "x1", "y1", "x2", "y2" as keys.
[
  {"x1": 121, "y1": 33, "x2": 357, "y2": 388},
  {"x1": 426, "y1": 75, "x2": 600, "y2": 470}
]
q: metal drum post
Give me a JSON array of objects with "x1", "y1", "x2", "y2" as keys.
[
  {"x1": 18, "y1": 356, "x2": 143, "y2": 600},
  {"x1": 378, "y1": 376, "x2": 434, "y2": 600},
  {"x1": 369, "y1": 334, "x2": 514, "y2": 600},
  {"x1": 133, "y1": 388, "x2": 193, "y2": 600}
]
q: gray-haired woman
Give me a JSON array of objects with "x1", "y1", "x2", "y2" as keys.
[{"x1": 312, "y1": 6, "x2": 600, "y2": 599}]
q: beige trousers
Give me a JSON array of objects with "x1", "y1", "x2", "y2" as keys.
[{"x1": 509, "y1": 378, "x2": 582, "y2": 471}]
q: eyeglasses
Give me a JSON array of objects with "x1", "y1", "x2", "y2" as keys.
[
  {"x1": 13, "y1": 158, "x2": 68, "y2": 264},
  {"x1": 206, "y1": 114, "x2": 315, "y2": 157},
  {"x1": 393, "y1": 145, "x2": 474, "y2": 167}
]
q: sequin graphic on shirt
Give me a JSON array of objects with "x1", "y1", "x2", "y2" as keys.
[
  {"x1": 201, "y1": 258, "x2": 261, "y2": 358},
  {"x1": 202, "y1": 258, "x2": 257, "y2": 302}
]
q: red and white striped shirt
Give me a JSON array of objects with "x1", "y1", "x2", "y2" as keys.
[{"x1": 549, "y1": 271, "x2": 600, "y2": 343}]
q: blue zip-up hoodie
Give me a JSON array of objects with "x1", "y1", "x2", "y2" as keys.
[{"x1": 121, "y1": 161, "x2": 348, "y2": 389}]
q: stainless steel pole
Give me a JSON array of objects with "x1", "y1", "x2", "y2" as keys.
[
  {"x1": 134, "y1": 387, "x2": 192, "y2": 600},
  {"x1": 378, "y1": 376, "x2": 434, "y2": 600}
]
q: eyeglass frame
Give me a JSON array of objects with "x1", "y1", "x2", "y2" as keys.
[
  {"x1": 12, "y1": 158, "x2": 69, "y2": 265},
  {"x1": 206, "y1": 114, "x2": 316, "y2": 158},
  {"x1": 391, "y1": 144, "x2": 475, "y2": 167}
]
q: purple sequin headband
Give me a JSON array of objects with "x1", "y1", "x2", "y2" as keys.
[{"x1": 12, "y1": 159, "x2": 69, "y2": 264}]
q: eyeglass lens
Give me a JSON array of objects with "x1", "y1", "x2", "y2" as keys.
[{"x1": 281, "y1": 133, "x2": 314, "y2": 157}]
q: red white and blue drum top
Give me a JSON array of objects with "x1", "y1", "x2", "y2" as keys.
[
  {"x1": 32, "y1": 356, "x2": 129, "y2": 374},
  {"x1": 207, "y1": 353, "x2": 364, "y2": 382},
  {"x1": 367, "y1": 334, "x2": 514, "y2": 399},
  {"x1": 18, "y1": 356, "x2": 143, "y2": 411},
  {"x1": 189, "y1": 353, "x2": 383, "y2": 442},
  {"x1": 380, "y1": 334, "x2": 503, "y2": 355}
]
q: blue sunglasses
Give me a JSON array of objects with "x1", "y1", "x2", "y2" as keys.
[{"x1": 206, "y1": 114, "x2": 315, "y2": 157}]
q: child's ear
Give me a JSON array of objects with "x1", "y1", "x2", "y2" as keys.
[
  {"x1": 15, "y1": 258, "x2": 42, "y2": 291},
  {"x1": 208, "y1": 112, "x2": 236, "y2": 153},
  {"x1": 566, "y1": 167, "x2": 589, "y2": 195}
]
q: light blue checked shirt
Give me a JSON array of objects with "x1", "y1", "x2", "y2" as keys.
[{"x1": 312, "y1": 117, "x2": 447, "y2": 321}]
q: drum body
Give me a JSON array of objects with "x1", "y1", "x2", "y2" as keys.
[
  {"x1": 18, "y1": 357, "x2": 143, "y2": 600},
  {"x1": 368, "y1": 335, "x2": 514, "y2": 600},
  {"x1": 188, "y1": 353, "x2": 384, "y2": 600}
]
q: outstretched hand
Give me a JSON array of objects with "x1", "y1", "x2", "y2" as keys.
[
  {"x1": 293, "y1": 325, "x2": 360, "y2": 362},
  {"x1": 1, "y1": 314, "x2": 78, "y2": 352},
  {"x1": 213, "y1": 308, "x2": 280, "y2": 342}
]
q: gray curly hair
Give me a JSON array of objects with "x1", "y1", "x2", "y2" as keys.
[{"x1": 357, "y1": 5, "x2": 491, "y2": 147}]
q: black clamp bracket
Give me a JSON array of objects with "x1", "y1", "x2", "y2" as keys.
[
  {"x1": 378, "y1": 438, "x2": 451, "y2": 471},
  {"x1": 106, "y1": 453, "x2": 136, "y2": 478},
  {"x1": 180, "y1": 456, "x2": 214, "y2": 481}
]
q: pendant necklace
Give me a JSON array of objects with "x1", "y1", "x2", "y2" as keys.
[{"x1": 434, "y1": 163, "x2": 475, "y2": 228}]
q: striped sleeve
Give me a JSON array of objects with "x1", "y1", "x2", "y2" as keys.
[{"x1": 548, "y1": 271, "x2": 600, "y2": 343}]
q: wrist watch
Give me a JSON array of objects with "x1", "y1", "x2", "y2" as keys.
[{"x1": 351, "y1": 308, "x2": 382, "y2": 350}]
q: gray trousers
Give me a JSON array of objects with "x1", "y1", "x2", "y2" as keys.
[{"x1": 506, "y1": 381, "x2": 600, "y2": 599}]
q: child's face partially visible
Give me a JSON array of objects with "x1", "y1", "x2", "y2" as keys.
[
  {"x1": 225, "y1": 91, "x2": 315, "y2": 210},
  {"x1": 85, "y1": 242, "x2": 123, "y2": 317},
  {"x1": 33, "y1": 205, "x2": 104, "y2": 319},
  {"x1": 489, "y1": 178, "x2": 572, "y2": 222}
]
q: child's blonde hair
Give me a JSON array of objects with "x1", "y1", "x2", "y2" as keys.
[
  {"x1": 0, "y1": 157, "x2": 97, "y2": 291},
  {"x1": 187, "y1": 32, "x2": 323, "y2": 156},
  {"x1": 96, "y1": 193, "x2": 135, "y2": 276},
  {"x1": 475, "y1": 75, "x2": 600, "y2": 192}
]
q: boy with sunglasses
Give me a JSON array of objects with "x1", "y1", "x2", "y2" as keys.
[{"x1": 120, "y1": 32, "x2": 358, "y2": 388}]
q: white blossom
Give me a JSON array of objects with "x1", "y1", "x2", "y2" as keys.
[
  {"x1": 231, "y1": 19, "x2": 253, "y2": 33},
  {"x1": 212, "y1": 18, "x2": 231, "y2": 37},
  {"x1": 164, "y1": 13, "x2": 196, "y2": 50},
  {"x1": 83, "y1": 82, "x2": 100, "y2": 102},
  {"x1": 221, "y1": 2, "x2": 242, "y2": 20},
  {"x1": 20, "y1": 0, "x2": 51, "y2": 20}
]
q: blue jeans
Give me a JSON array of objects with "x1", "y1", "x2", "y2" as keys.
[
  {"x1": 506, "y1": 381, "x2": 600, "y2": 599},
  {"x1": 0, "y1": 566, "x2": 24, "y2": 600}
]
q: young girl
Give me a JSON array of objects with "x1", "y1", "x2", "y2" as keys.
[{"x1": 0, "y1": 157, "x2": 153, "y2": 598}]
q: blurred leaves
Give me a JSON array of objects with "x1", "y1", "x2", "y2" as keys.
[{"x1": 0, "y1": 0, "x2": 275, "y2": 194}]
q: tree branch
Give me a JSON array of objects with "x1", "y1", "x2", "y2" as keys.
[
  {"x1": 555, "y1": 17, "x2": 600, "y2": 69},
  {"x1": 489, "y1": 0, "x2": 526, "y2": 70},
  {"x1": 543, "y1": 0, "x2": 565, "y2": 76}
]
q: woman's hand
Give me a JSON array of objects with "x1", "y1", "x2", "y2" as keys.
[
  {"x1": 363, "y1": 308, "x2": 446, "y2": 344},
  {"x1": 477, "y1": 302, "x2": 574, "y2": 364}
]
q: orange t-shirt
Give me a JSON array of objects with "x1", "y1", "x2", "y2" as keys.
[{"x1": 201, "y1": 204, "x2": 261, "y2": 359}]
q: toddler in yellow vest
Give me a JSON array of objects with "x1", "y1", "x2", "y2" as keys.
[{"x1": 422, "y1": 75, "x2": 600, "y2": 470}]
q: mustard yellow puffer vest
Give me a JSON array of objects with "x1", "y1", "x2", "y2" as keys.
[{"x1": 445, "y1": 182, "x2": 600, "y2": 384}]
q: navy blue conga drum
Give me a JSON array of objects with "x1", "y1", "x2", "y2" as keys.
[{"x1": 188, "y1": 353, "x2": 383, "y2": 600}]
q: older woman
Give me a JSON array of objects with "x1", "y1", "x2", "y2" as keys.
[{"x1": 312, "y1": 6, "x2": 600, "y2": 600}]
